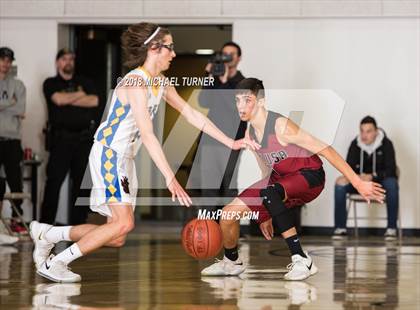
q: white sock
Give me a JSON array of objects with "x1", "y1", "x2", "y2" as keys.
[
  {"x1": 52, "y1": 243, "x2": 83, "y2": 265},
  {"x1": 44, "y1": 226, "x2": 72, "y2": 243}
]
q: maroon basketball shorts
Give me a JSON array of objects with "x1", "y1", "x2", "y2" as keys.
[{"x1": 238, "y1": 167, "x2": 325, "y2": 224}]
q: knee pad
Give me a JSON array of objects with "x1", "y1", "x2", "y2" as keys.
[
  {"x1": 259, "y1": 183, "x2": 287, "y2": 217},
  {"x1": 274, "y1": 208, "x2": 296, "y2": 233}
]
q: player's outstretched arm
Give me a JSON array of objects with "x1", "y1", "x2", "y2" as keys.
[
  {"x1": 164, "y1": 86, "x2": 260, "y2": 151},
  {"x1": 116, "y1": 76, "x2": 192, "y2": 207},
  {"x1": 244, "y1": 130, "x2": 270, "y2": 178},
  {"x1": 274, "y1": 117, "x2": 385, "y2": 203}
]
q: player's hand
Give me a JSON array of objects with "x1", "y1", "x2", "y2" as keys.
[
  {"x1": 166, "y1": 177, "x2": 192, "y2": 207},
  {"x1": 232, "y1": 138, "x2": 261, "y2": 151},
  {"x1": 354, "y1": 180, "x2": 386, "y2": 204},
  {"x1": 259, "y1": 218, "x2": 274, "y2": 240},
  {"x1": 360, "y1": 173, "x2": 373, "y2": 181}
]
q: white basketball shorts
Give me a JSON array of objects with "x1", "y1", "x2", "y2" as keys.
[{"x1": 89, "y1": 142, "x2": 137, "y2": 217}]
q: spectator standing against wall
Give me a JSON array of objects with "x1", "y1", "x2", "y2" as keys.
[
  {"x1": 0, "y1": 47, "x2": 27, "y2": 235},
  {"x1": 41, "y1": 48, "x2": 99, "y2": 225}
]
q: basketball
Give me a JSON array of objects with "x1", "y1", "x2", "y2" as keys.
[{"x1": 181, "y1": 218, "x2": 223, "y2": 259}]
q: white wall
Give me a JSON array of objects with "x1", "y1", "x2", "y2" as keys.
[
  {"x1": 234, "y1": 18, "x2": 420, "y2": 228},
  {"x1": 0, "y1": 19, "x2": 58, "y2": 152},
  {"x1": 0, "y1": 19, "x2": 58, "y2": 220}
]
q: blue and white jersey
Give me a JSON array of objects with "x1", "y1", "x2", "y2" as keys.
[{"x1": 94, "y1": 67, "x2": 165, "y2": 158}]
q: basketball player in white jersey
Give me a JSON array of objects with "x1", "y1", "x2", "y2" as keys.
[{"x1": 30, "y1": 23, "x2": 260, "y2": 283}]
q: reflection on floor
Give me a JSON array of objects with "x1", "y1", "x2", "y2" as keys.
[{"x1": 1, "y1": 229, "x2": 420, "y2": 309}]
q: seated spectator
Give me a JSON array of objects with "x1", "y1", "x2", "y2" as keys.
[
  {"x1": 332, "y1": 116, "x2": 399, "y2": 241},
  {"x1": 0, "y1": 47, "x2": 27, "y2": 234}
]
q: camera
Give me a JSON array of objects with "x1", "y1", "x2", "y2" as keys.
[{"x1": 209, "y1": 52, "x2": 233, "y2": 76}]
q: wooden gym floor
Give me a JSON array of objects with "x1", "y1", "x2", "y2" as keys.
[{"x1": 1, "y1": 223, "x2": 420, "y2": 310}]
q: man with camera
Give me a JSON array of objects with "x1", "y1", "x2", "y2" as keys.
[
  {"x1": 41, "y1": 48, "x2": 99, "y2": 226},
  {"x1": 205, "y1": 42, "x2": 245, "y2": 87},
  {"x1": 195, "y1": 42, "x2": 246, "y2": 210}
]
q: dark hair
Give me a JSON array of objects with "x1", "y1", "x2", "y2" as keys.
[
  {"x1": 0, "y1": 47, "x2": 15, "y2": 61},
  {"x1": 236, "y1": 78, "x2": 265, "y2": 99},
  {"x1": 121, "y1": 23, "x2": 171, "y2": 69},
  {"x1": 222, "y1": 41, "x2": 242, "y2": 57},
  {"x1": 360, "y1": 115, "x2": 377, "y2": 128},
  {"x1": 56, "y1": 48, "x2": 74, "y2": 61}
]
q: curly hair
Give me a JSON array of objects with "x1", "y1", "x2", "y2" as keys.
[{"x1": 121, "y1": 22, "x2": 171, "y2": 69}]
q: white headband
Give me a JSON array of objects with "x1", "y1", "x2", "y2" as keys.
[{"x1": 144, "y1": 27, "x2": 161, "y2": 45}]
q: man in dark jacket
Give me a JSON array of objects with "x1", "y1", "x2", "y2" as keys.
[
  {"x1": 332, "y1": 116, "x2": 399, "y2": 241},
  {"x1": 40, "y1": 48, "x2": 98, "y2": 225}
]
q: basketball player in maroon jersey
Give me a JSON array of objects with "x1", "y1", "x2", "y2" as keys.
[{"x1": 201, "y1": 78, "x2": 385, "y2": 280}]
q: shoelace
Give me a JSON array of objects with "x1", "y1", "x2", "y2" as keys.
[
  {"x1": 286, "y1": 262, "x2": 295, "y2": 271},
  {"x1": 213, "y1": 258, "x2": 225, "y2": 266}
]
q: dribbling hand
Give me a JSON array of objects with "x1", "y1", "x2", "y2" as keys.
[
  {"x1": 259, "y1": 218, "x2": 274, "y2": 240},
  {"x1": 354, "y1": 180, "x2": 386, "y2": 204},
  {"x1": 166, "y1": 177, "x2": 192, "y2": 207},
  {"x1": 232, "y1": 138, "x2": 261, "y2": 151}
]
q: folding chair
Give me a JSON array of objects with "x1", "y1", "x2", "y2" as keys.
[
  {"x1": 2, "y1": 192, "x2": 31, "y2": 233},
  {"x1": 346, "y1": 193, "x2": 402, "y2": 241}
]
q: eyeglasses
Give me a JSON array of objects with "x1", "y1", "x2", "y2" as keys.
[{"x1": 159, "y1": 43, "x2": 175, "y2": 52}]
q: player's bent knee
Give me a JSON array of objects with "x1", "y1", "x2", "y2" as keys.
[
  {"x1": 260, "y1": 183, "x2": 287, "y2": 217},
  {"x1": 120, "y1": 222, "x2": 135, "y2": 236},
  {"x1": 222, "y1": 204, "x2": 240, "y2": 214},
  {"x1": 224, "y1": 198, "x2": 250, "y2": 212},
  {"x1": 115, "y1": 217, "x2": 135, "y2": 236},
  {"x1": 220, "y1": 200, "x2": 251, "y2": 225},
  {"x1": 113, "y1": 236, "x2": 127, "y2": 247},
  {"x1": 107, "y1": 236, "x2": 127, "y2": 247}
]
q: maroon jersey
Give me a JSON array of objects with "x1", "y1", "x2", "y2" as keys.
[
  {"x1": 249, "y1": 111, "x2": 323, "y2": 176},
  {"x1": 239, "y1": 110, "x2": 325, "y2": 223}
]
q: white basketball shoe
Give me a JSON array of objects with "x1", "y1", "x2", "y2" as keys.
[
  {"x1": 37, "y1": 254, "x2": 81, "y2": 283},
  {"x1": 30, "y1": 221, "x2": 55, "y2": 269},
  {"x1": 284, "y1": 252, "x2": 318, "y2": 281},
  {"x1": 201, "y1": 256, "x2": 246, "y2": 276}
]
